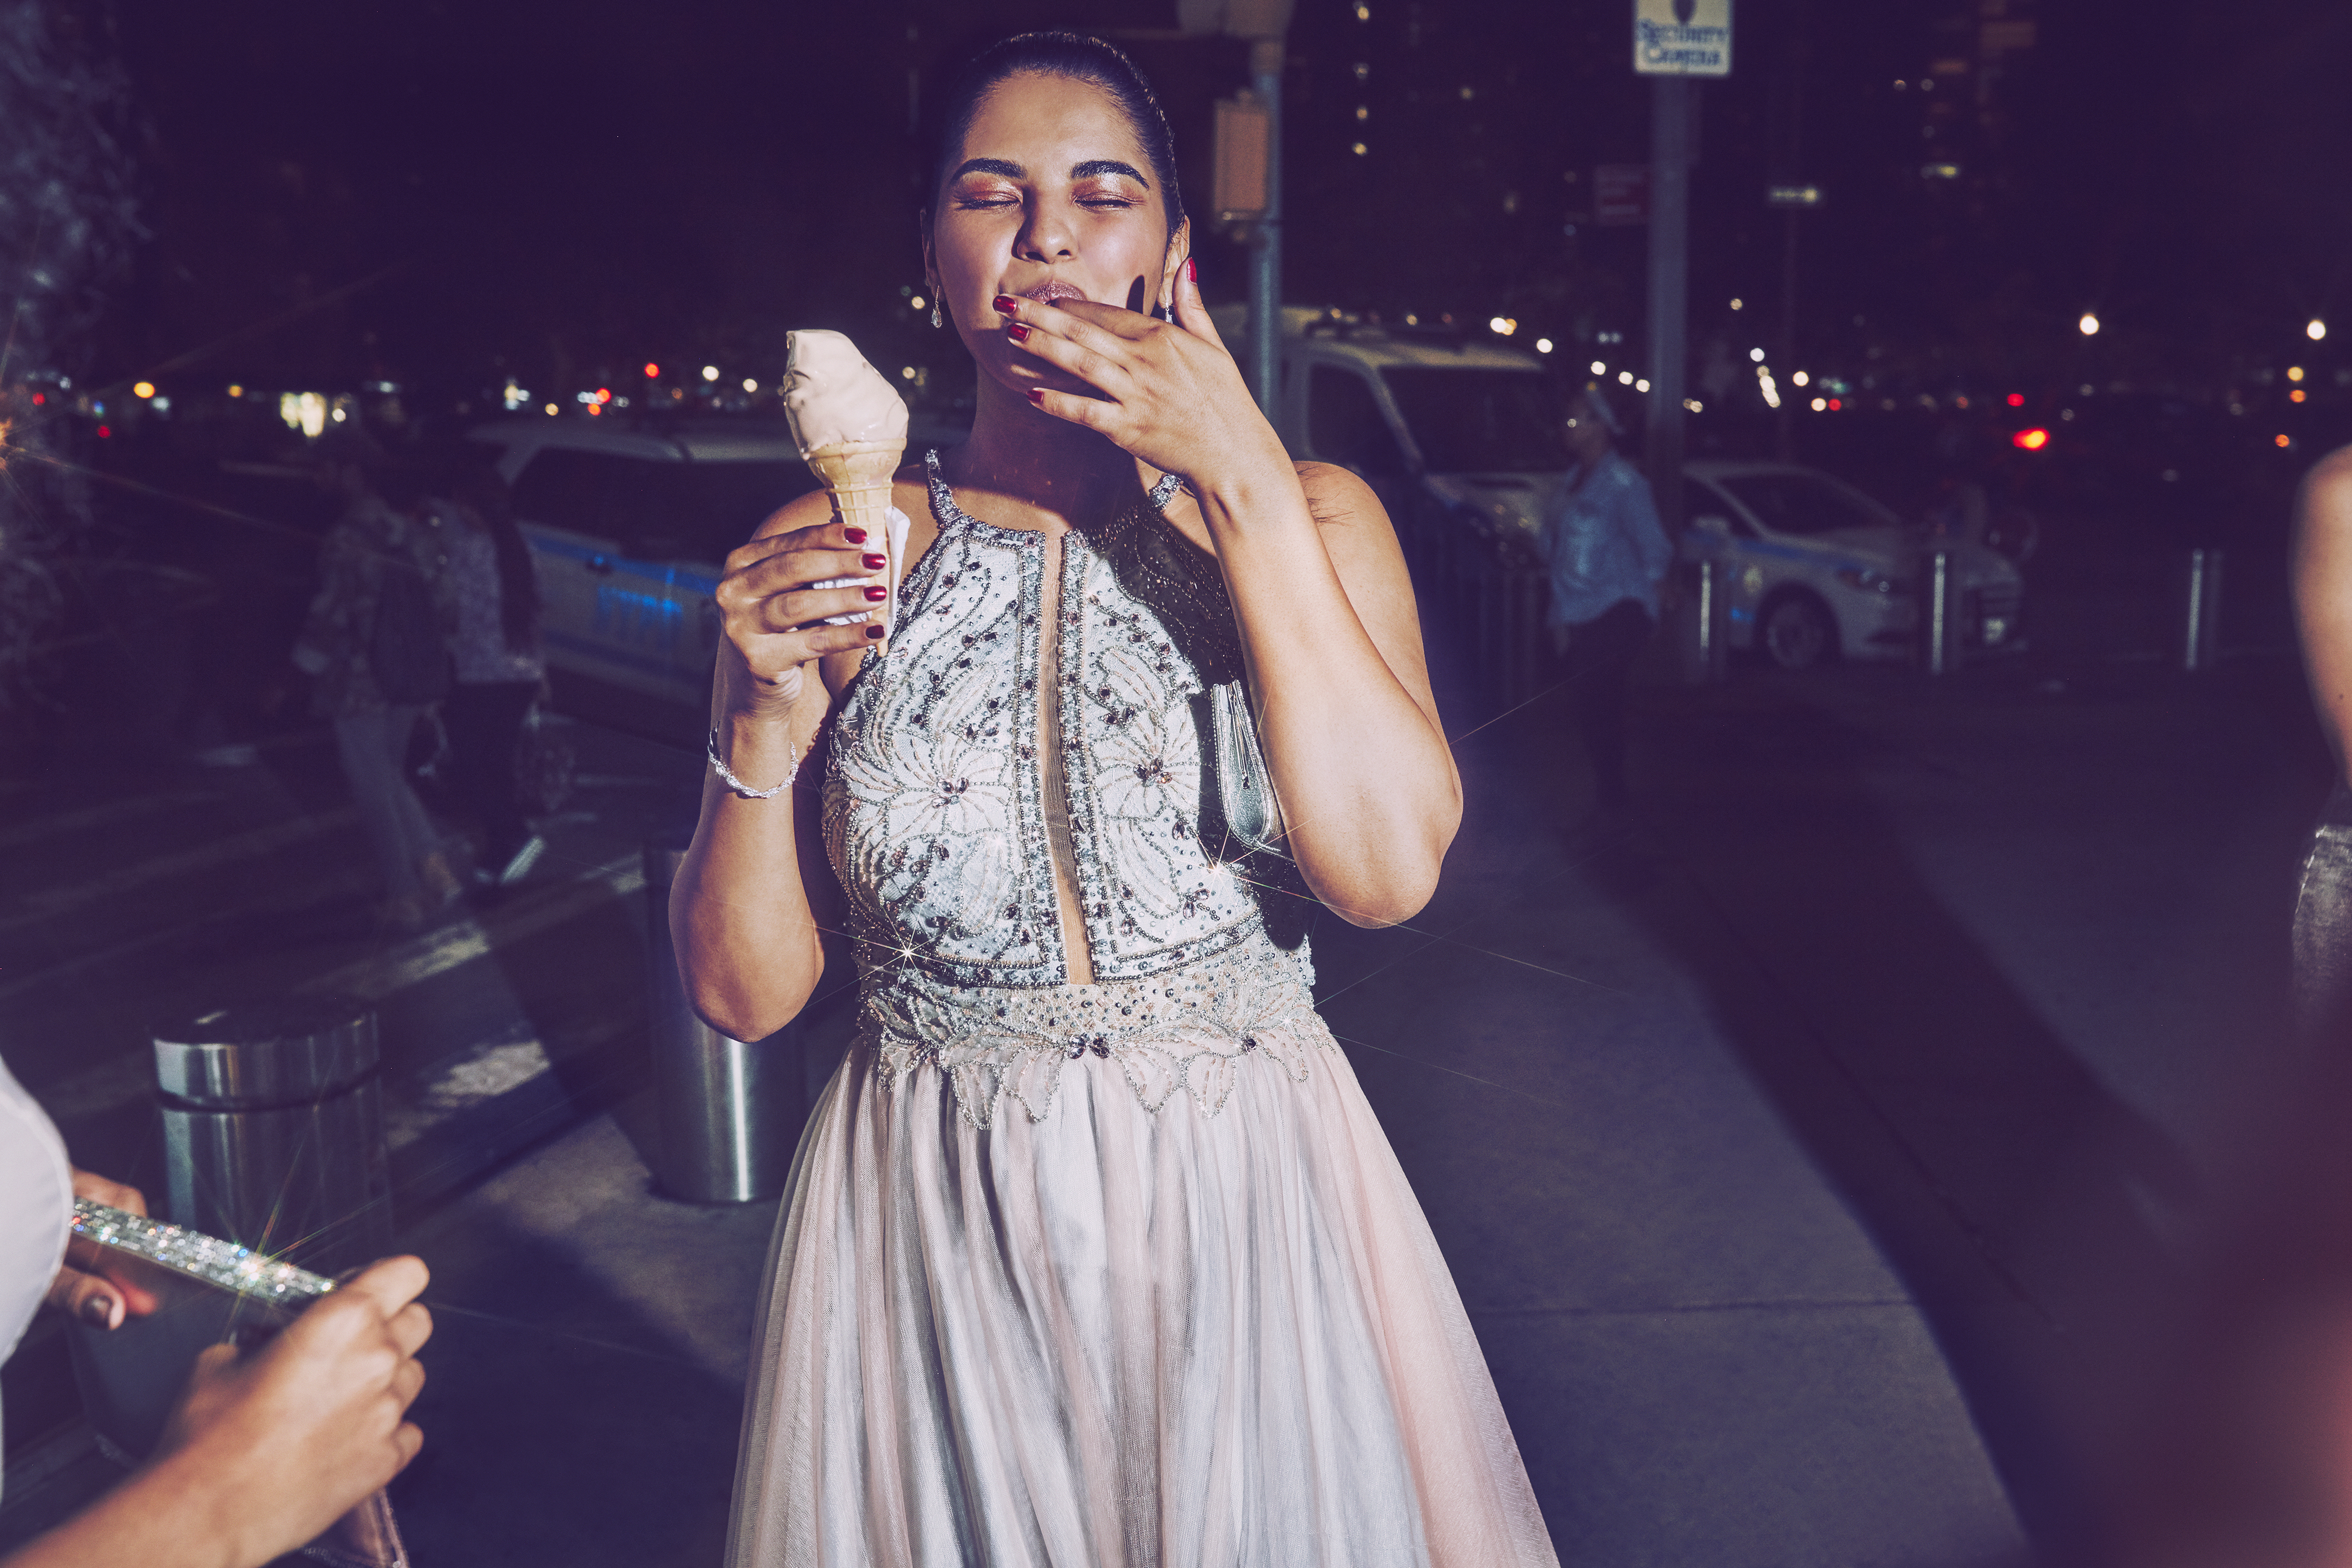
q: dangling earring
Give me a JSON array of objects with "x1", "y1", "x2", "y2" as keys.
[{"x1": 931, "y1": 297, "x2": 943, "y2": 329}]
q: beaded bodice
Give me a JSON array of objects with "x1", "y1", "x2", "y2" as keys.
[{"x1": 824, "y1": 450, "x2": 1282, "y2": 991}]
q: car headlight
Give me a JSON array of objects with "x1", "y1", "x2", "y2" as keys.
[{"x1": 1834, "y1": 565, "x2": 1906, "y2": 595}]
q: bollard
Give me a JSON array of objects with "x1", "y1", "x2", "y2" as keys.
[
  {"x1": 2183, "y1": 547, "x2": 2224, "y2": 672},
  {"x1": 1923, "y1": 548, "x2": 1963, "y2": 676},
  {"x1": 152, "y1": 999, "x2": 393, "y2": 1277},
  {"x1": 1682, "y1": 558, "x2": 1729, "y2": 684},
  {"x1": 643, "y1": 834, "x2": 803, "y2": 1203}
]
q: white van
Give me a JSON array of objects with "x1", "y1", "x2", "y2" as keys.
[{"x1": 1222, "y1": 305, "x2": 1566, "y2": 561}]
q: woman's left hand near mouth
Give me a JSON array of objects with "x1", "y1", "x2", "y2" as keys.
[{"x1": 999, "y1": 263, "x2": 1290, "y2": 495}]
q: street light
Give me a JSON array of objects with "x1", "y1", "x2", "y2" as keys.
[
  {"x1": 2311, "y1": 318, "x2": 2330, "y2": 342},
  {"x1": 2079, "y1": 312, "x2": 2100, "y2": 336},
  {"x1": 701, "y1": 365, "x2": 720, "y2": 382}
]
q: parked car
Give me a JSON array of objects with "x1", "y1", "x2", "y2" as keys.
[
  {"x1": 459, "y1": 419, "x2": 821, "y2": 737},
  {"x1": 1225, "y1": 308, "x2": 2022, "y2": 672},
  {"x1": 1683, "y1": 461, "x2": 2024, "y2": 669}
]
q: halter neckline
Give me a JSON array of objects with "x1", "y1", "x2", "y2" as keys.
[{"x1": 923, "y1": 448, "x2": 1184, "y2": 546}]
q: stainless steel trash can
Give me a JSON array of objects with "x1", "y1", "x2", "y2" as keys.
[
  {"x1": 644, "y1": 835, "x2": 803, "y2": 1203},
  {"x1": 152, "y1": 998, "x2": 393, "y2": 1277}
]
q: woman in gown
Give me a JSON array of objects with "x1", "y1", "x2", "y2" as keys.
[{"x1": 672, "y1": 32, "x2": 1558, "y2": 1567}]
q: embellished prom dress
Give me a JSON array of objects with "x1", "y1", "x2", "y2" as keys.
[{"x1": 725, "y1": 454, "x2": 1558, "y2": 1568}]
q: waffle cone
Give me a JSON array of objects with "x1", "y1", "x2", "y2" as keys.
[{"x1": 804, "y1": 440, "x2": 904, "y2": 535}]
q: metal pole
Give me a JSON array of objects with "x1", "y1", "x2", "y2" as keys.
[
  {"x1": 1925, "y1": 548, "x2": 1956, "y2": 675},
  {"x1": 1775, "y1": 207, "x2": 1799, "y2": 460},
  {"x1": 2184, "y1": 547, "x2": 2223, "y2": 672},
  {"x1": 1645, "y1": 77, "x2": 1690, "y2": 538},
  {"x1": 1684, "y1": 558, "x2": 1727, "y2": 685},
  {"x1": 1248, "y1": 38, "x2": 1284, "y2": 419}
]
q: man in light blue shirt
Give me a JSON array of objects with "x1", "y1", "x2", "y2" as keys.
[{"x1": 1538, "y1": 384, "x2": 1672, "y2": 813}]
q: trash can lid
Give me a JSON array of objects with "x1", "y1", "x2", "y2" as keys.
[{"x1": 152, "y1": 998, "x2": 378, "y2": 1107}]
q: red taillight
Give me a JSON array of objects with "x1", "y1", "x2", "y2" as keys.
[
  {"x1": 2013, "y1": 428, "x2": 2049, "y2": 450},
  {"x1": 2007, "y1": 393, "x2": 2025, "y2": 408}
]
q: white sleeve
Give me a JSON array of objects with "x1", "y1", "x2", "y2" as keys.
[{"x1": 0, "y1": 1052, "x2": 72, "y2": 1370}]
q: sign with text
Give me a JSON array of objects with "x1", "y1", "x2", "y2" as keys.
[
  {"x1": 1595, "y1": 164, "x2": 1650, "y2": 226},
  {"x1": 1633, "y1": 0, "x2": 1732, "y2": 76}
]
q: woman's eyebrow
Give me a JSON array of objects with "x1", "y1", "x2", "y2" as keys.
[
  {"x1": 1071, "y1": 159, "x2": 1148, "y2": 185},
  {"x1": 949, "y1": 158, "x2": 1025, "y2": 181}
]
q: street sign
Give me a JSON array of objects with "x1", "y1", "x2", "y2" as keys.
[
  {"x1": 1213, "y1": 95, "x2": 1270, "y2": 220},
  {"x1": 1632, "y1": 0, "x2": 1732, "y2": 76},
  {"x1": 1595, "y1": 164, "x2": 1650, "y2": 226},
  {"x1": 1766, "y1": 183, "x2": 1823, "y2": 208}
]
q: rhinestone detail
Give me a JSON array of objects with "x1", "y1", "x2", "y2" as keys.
[
  {"x1": 864, "y1": 929, "x2": 1329, "y2": 1127},
  {"x1": 823, "y1": 450, "x2": 1278, "y2": 989},
  {"x1": 69, "y1": 1200, "x2": 336, "y2": 1303}
]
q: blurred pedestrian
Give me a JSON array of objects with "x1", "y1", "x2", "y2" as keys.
[
  {"x1": 1539, "y1": 382, "x2": 1672, "y2": 816},
  {"x1": 290, "y1": 437, "x2": 461, "y2": 933},
  {"x1": 0, "y1": 1050, "x2": 432, "y2": 1568},
  {"x1": 437, "y1": 462, "x2": 547, "y2": 888}
]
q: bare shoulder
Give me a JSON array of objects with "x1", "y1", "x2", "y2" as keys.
[
  {"x1": 2306, "y1": 446, "x2": 2352, "y2": 508},
  {"x1": 2298, "y1": 446, "x2": 2352, "y2": 544},
  {"x1": 1293, "y1": 460, "x2": 1393, "y2": 532}
]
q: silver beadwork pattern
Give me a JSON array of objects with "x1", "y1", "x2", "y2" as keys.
[
  {"x1": 69, "y1": 1200, "x2": 336, "y2": 1303},
  {"x1": 862, "y1": 927, "x2": 1327, "y2": 1128},
  {"x1": 822, "y1": 450, "x2": 1323, "y2": 1119}
]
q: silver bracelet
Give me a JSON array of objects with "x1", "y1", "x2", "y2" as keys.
[{"x1": 708, "y1": 728, "x2": 795, "y2": 799}]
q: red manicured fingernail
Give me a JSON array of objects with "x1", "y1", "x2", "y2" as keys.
[
  {"x1": 843, "y1": 526, "x2": 867, "y2": 544},
  {"x1": 1006, "y1": 322, "x2": 1030, "y2": 342},
  {"x1": 1026, "y1": 388, "x2": 1046, "y2": 405},
  {"x1": 1186, "y1": 257, "x2": 1197, "y2": 282},
  {"x1": 992, "y1": 295, "x2": 1018, "y2": 315},
  {"x1": 865, "y1": 624, "x2": 886, "y2": 638},
  {"x1": 863, "y1": 585, "x2": 888, "y2": 602},
  {"x1": 861, "y1": 553, "x2": 887, "y2": 570}
]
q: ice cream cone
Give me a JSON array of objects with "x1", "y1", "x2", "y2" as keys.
[
  {"x1": 804, "y1": 438, "x2": 909, "y2": 646},
  {"x1": 803, "y1": 439, "x2": 904, "y2": 538}
]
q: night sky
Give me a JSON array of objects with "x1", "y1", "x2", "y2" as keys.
[{"x1": 76, "y1": 0, "x2": 2352, "y2": 413}]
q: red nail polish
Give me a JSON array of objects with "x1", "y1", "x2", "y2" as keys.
[
  {"x1": 861, "y1": 553, "x2": 887, "y2": 570},
  {"x1": 843, "y1": 526, "x2": 867, "y2": 544},
  {"x1": 1186, "y1": 257, "x2": 1197, "y2": 283},
  {"x1": 863, "y1": 584, "x2": 889, "y2": 602},
  {"x1": 992, "y1": 295, "x2": 1018, "y2": 315},
  {"x1": 1027, "y1": 388, "x2": 1046, "y2": 405},
  {"x1": 865, "y1": 624, "x2": 886, "y2": 638},
  {"x1": 1006, "y1": 322, "x2": 1030, "y2": 342}
]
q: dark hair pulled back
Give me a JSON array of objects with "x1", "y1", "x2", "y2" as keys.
[{"x1": 928, "y1": 32, "x2": 1184, "y2": 236}]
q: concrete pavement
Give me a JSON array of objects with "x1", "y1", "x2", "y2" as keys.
[{"x1": 9, "y1": 621, "x2": 2334, "y2": 1563}]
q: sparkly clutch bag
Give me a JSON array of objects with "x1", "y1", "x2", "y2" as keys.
[
  {"x1": 64, "y1": 1201, "x2": 410, "y2": 1568},
  {"x1": 1208, "y1": 680, "x2": 1288, "y2": 859}
]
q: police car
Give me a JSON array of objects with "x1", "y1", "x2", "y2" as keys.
[
  {"x1": 465, "y1": 419, "x2": 824, "y2": 739},
  {"x1": 1683, "y1": 461, "x2": 2024, "y2": 669}
]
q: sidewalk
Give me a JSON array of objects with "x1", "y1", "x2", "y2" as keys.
[
  {"x1": 361, "y1": 643, "x2": 2262, "y2": 1564},
  {"x1": 15, "y1": 628, "x2": 2317, "y2": 1563}
]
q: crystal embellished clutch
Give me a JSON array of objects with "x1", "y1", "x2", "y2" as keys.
[
  {"x1": 70, "y1": 1200, "x2": 338, "y2": 1303},
  {"x1": 66, "y1": 1202, "x2": 409, "y2": 1568}
]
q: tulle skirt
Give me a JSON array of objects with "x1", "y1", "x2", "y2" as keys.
[{"x1": 724, "y1": 966, "x2": 1558, "y2": 1568}]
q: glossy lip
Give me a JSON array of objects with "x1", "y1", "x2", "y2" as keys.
[{"x1": 1016, "y1": 279, "x2": 1088, "y2": 305}]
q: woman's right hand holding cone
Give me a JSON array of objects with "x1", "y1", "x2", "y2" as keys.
[{"x1": 713, "y1": 514, "x2": 892, "y2": 722}]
